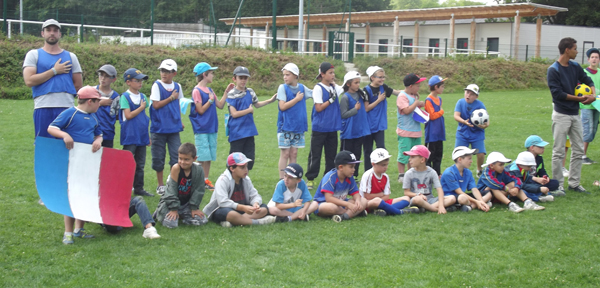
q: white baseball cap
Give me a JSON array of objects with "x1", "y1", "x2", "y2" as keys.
[
  {"x1": 370, "y1": 148, "x2": 391, "y2": 164},
  {"x1": 452, "y1": 146, "x2": 478, "y2": 160},
  {"x1": 282, "y1": 63, "x2": 299, "y2": 76},
  {"x1": 481, "y1": 152, "x2": 511, "y2": 168},
  {"x1": 158, "y1": 59, "x2": 178, "y2": 72},
  {"x1": 42, "y1": 19, "x2": 61, "y2": 29},
  {"x1": 343, "y1": 71, "x2": 361, "y2": 85},
  {"x1": 515, "y1": 151, "x2": 536, "y2": 166},
  {"x1": 465, "y1": 84, "x2": 480, "y2": 95},
  {"x1": 366, "y1": 66, "x2": 383, "y2": 78}
]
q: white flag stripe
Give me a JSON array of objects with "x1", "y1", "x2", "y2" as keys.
[{"x1": 68, "y1": 144, "x2": 104, "y2": 223}]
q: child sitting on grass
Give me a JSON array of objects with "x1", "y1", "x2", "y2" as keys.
[
  {"x1": 524, "y1": 135, "x2": 565, "y2": 197},
  {"x1": 507, "y1": 152, "x2": 555, "y2": 203},
  {"x1": 267, "y1": 163, "x2": 316, "y2": 221}
]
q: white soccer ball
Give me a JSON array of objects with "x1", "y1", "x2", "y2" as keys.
[{"x1": 470, "y1": 108, "x2": 489, "y2": 126}]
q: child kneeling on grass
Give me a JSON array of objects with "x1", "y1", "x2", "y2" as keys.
[
  {"x1": 267, "y1": 163, "x2": 316, "y2": 221},
  {"x1": 310, "y1": 151, "x2": 368, "y2": 222},
  {"x1": 359, "y1": 148, "x2": 419, "y2": 216},
  {"x1": 507, "y1": 152, "x2": 555, "y2": 203},
  {"x1": 477, "y1": 152, "x2": 545, "y2": 213},
  {"x1": 203, "y1": 152, "x2": 291, "y2": 227},
  {"x1": 154, "y1": 143, "x2": 208, "y2": 228}
]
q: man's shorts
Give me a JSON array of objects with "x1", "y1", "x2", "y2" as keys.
[
  {"x1": 211, "y1": 203, "x2": 268, "y2": 223},
  {"x1": 278, "y1": 131, "x2": 305, "y2": 148},
  {"x1": 195, "y1": 133, "x2": 217, "y2": 161},
  {"x1": 455, "y1": 137, "x2": 486, "y2": 155},
  {"x1": 397, "y1": 136, "x2": 421, "y2": 164}
]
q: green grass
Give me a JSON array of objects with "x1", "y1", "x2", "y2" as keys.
[{"x1": 1, "y1": 89, "x2": 600, "y2": 287}]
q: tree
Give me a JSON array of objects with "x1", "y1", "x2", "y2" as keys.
[{"x1": 498, "y1": 0, "x2": 600, "y2": 26}]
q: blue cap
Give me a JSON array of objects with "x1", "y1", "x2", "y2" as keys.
[
  {"x1": 428, "y1": 75, "x2": 447, "y2": 87},
  {"x1": 193, "y1": 62, "x2": 218, "y2": 77},
  {"x1": 587, "y1": 48, "x2": 600, "y2": 58},
  {"x1": 525, "y1": 135, "x2": 549, "y2": 148},
  {"x1": 123, "y1": 68, "x2": 148, "y2": 82}
]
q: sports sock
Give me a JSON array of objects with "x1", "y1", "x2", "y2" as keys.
[
  {"x1": 64, "y1": 232, "x2": 73, "y2": 236},
  {"x1": 377, "y1": 201, "x2": 403, "y2": 215},
  {"x1": 391, "y1": 200, "x2": 410, "y2": 210},
  {"x1": 251, "y1": 219, "x2": 259, "y2": 225},
  {"x1": 74, "y1": 228, "x2": 81, "y2": 234}
]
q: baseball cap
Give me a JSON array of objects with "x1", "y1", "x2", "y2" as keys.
[
  {"x1": 96, "y1": 64, "x2": 117, "y2": 78},
  {"x1": 42, "y1": 19, "x2": 61, "y2": 29},
  {"x1": 452, "y1": 146, "x2": 478, "y2": 160},
  {"x1": 465, "y1": 84, "x2": 480, "y2": 95},
  {"x1": 227, "y1": 152, "x2": 253, "y2": 167},
  {"x1": 524, "y1": 135, "x2": 549, "y2": 148},
  {"x1": 282, "y1": 163, "x2": 303, "y2": 178},
  {"x1": 282, "y1": 63, "x2": 300, "y2": 76},
  {"x1": 370, "y1": 148, "x2": 391, "y2": 164},
  {"x1": 428, "y1": 75, "x2": 447, "y2": 87},
  {"x1": 335, "y1": 150, "x2": 362, "y2": 166},
  {"x1": 403, "y1": 145, "x2": 431, "y2": 159},
  {"x1": 366, "y1": 66, "x2": 383, "y2": 78},
  {"x1": 343, "y1": 71, "x2": 361, "y2": 85},
  {"x1": 123, "y1": 68, "x2": 148, "y2": 82},
  {"x1": 315, "y1": 62, "x2": 334, "y2": 80},
  {"x1": 233, "y1": 66, "x2": 251, "y2": 77},
  {"x1": 481, "y1": 152, "x2": 511, "y2": 168},
  {"x1": 403, "y1": 73, "x2": 426, "y2": 87},
  {"x1": 515, "y1": 151, "x2": 536, "y2": 166},
  {"x1": 587, "y1": 48, "x2": 600, "y2": 58},
  {"x1": 193, "y1": 62, "x2": 218, "y2": 76},
  {"x1": 77, "y1": 86, "x2": 101, "y2": 99},
  {"x1": 158, "y1": 59, "x2": 177, "y2": 72}
]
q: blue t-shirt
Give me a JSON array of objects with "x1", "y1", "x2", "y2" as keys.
[
  {"x1": 313, "y1": 169, "x2": 359, "y2": 203},
  {"x1": 454, "y1": 98, "x2": 486, "y2": 142},
  {"x1": 49, "y1": 107, "x2": 102, "y2": 144},
  {"x1": 270, "y1": 179, "x2": 312, "y2": 213},
  {"x1": 95, "y1": 87, "x2": 120, "y2": 141},
  {"x1": 440, "y1": 164, "x2": 477, "y2": 197}
]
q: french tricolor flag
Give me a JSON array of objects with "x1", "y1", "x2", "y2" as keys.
[{"x1": 35, "y1": 137, "x2": 136, "y2": 227}]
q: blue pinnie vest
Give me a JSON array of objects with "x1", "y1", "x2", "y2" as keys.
[
  {"x1": 189, "y1": 87, "x2": 218, "y2": 134},
  {"x1": 227, "y1": 90, "x2": 258, "y2": 142},
  {"x1": 312, "y1": 84, "x2": 341, "y2": 132},
  {"x1": 95, "y1": 86, "x2": 119, "y2": 141},
  {"x1": 32, "y1": 49, "x2": 76, "y2": 98},
  {"x1": 149, "y1": 81, "x2": 182, "y2": 134},
  {"x1": 424, "y1": 96, "x2": 446, "y2": 143},
  {"x1": 278, "y1": 84, "x2": 307, "y2": 133},
  {"x1": 341, "y1": 92, "x2": 370, "y2": 140},
  {"x1": 119, "y1": 92, "x2": 150, "y2": 146},
  {"x1": 397, "y1": 91, "x2": 421, "y2": 133},
  {"x1": 364, "y1": 85, "x2": 388, "y2": 133}
]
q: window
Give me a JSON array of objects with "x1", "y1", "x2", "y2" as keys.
[
  {"x1": 356, "y1": 39, "x2": 365, "y2": 53},
  {"x1": 378, "y1": 39, "x2": 388, "y2": 54},
  {"x1": 402, "y1": 38, "x2": 413, "y2": 54},
  {"x1": 457, "y1": 38, "x2": 468, "y2": 53},
  {"x1": 313, "y1": 42, "x2": 322, "y2": 53},
  {"x1": 487, "y1": 37, "x2": 499, "y2": 52},
  {"x1": 429, "y1": 38, "x2": 440, "y2": 56}
]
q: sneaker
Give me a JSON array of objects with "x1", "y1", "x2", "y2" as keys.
[
  {"x1": 568, "y1": 185, "x2": 590, "y2": 194},
  {"x1": 255, "y1": 215, "x2": 276, "y2": 225},
  {"x1": 73, "y1": 229, "x2": 94, "y2": 239},
  {"x1": 204, "y1": 179, "x2": 215, "y2": 191},
  {"x1": 142, "y1": 226, "x2": 161, "y2": 239},
  {"x1": 62, "y1": 234, "x2": 74, "y2": 245},
  {"x1": 445, "y1": 205, "x2": 458, "y2": 212},
  {"x1": 302, "y1": 214, "x2": 310, "y2": 221},
  {"x1": 487, "y1": 201, "x2": 493, "y2": 208},
  {"x1": 397, "y1": 173, "x2": 405, "y2": 183},
  {"x1": 275, "y1": 216, "x2": 292, "y2": 223},
  {"x1": 562, "y1": 167, "x2": 570, "y2": 178},
  {"x1": 220, "y1": 221, "x2": 232, "y2": 228},
  {"x1": 307, "y1": 180, "x2": 314, "y2": 190},
  {"x1": 401, "y1": 206, "x2": 421, "y2": 214},
  {"x1": 539, "y1": 195, "x2": 554, "y2": 202},
  {"x1": 508, "y1": 202, "x2": 524, "y2": 213},
  {"x1": 460, "y1": 205, "x2": 472, "y2": 212},
  {"x1": 332, "y1": 215, "x2": 343, "y2": 223},
  {"x1": 373, "y1": 209, "x2": 387, "y2": 216},
  {"x1": 156, "y1": 185, "x2": 166, "y2": 196},
  {"x1": 134, "y1": 190, "x2": 155, "y2": 197},
  {"x1": 358, "y1": 210, "x2": 368, "y2": 217},
  {"x1": 582, "y1": 156, "x2": 596, "y2": 165},
  {"x1": 550, "y1": 189, "x2": 566, "y2": 197},
  {"x1": 524, "y1": 199, "x2": 545, "y2": 211},
  {"x1": 476, "y1": 170, "x2": 482, "y2": 178},
  {"x1": 38, "y1": 198, "x2": 45, "y2": 206},
  {"x1": 182, "y1": 215, "x2": 207, "y2": 226}
]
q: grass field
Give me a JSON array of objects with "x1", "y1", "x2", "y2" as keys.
[{"x1": 1, "y1": 89, "x2": 600, "y2": 287}]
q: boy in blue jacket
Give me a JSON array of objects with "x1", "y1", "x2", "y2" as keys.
[{"x1": 507, "y1": 151, "x2": 555, "y2": 203}]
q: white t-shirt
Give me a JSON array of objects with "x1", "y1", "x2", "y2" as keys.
[
  {"x1": 312, "y1": 83, "x2": 344, "y2": 104},
  {"x1": 149, "y1": 80, "x2": 184, "y2": 102}
]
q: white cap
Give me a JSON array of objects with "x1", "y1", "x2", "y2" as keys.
[
  {"x1": 366, "y1": 66, "x2": 383, "y2": 78},
  {"x1": 42, "y1": 19, "x2": 61, "y2": 29},
  {"x1": 452, "y1": 146, "x2": 478, "y2": 160},
  {"x1": 481, "y1": 152, "x2": 511, "y2": 168},
  {"x1": 158, "y1": 59, "x2": 177, "y2": 72},
  {"x1": 370, "y1": 148, "x2": 391, "y2": 164},
  {"x1": 282, "y1": 63, "x2": 299, "y2": 76},
  {"x1": 465, "y1": 84, "x2": 480, "y2": 95},
  {"x1": 515, "y1": 151, "x2": 536, "y2": 166},
  {"x1": 343, "y1": 71, "x2": 361, "y2": 85}
]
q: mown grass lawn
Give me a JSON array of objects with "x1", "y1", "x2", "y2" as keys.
[{"x1": 1, "y1": 89, "x2": 599, "y2": 287}]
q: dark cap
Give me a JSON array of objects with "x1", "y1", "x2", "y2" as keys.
[
  {"x1": 334, "y1": 150, "x2": 362, "y2": 166},
  {"x1": 233, "y1": 66, "x2": 251, "y2": 77},
  {"x1": 281, "y1": 163, "x2": 304, "y2": 178},
  {"x1": 403, "y1": 73, "x2": 427, "y2": 87},
  {"x1": 123, "y1": 68, "x2": 148, "y2": 82},
  {"x1": 587, "y1": 48, "x2": 600, "y2": 58},
  {"x1": 315, "y1": 62, "x2": 334, "y2": 80}
]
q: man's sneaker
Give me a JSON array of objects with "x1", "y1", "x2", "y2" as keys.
[
  {"x1": 487, "y1": 201, "x2": 493, "y2": 208},
  {"x1": 402, "y1": 206, "x2": 421, "y2": 214},
  {"x1": 539, "y1": 195, "x2": 554, "y2": 202},
  {"x1": 156, "y1": 185, "x2": 166, "y2": 196},
  {"x1": 73, "y1": 229, "x2": 94, "y2": 239},
  {"x1": 460, "y1": 205, "x2": 472, "y2": 212},
  {"x1": 582, "y1": 156, "x2": 596, "y2": 165},
  {"x1": 142, "y1": 226, "x2": 161, "y2": 239},
  {"x1": 476, "y1": 170, "x2": 482, "y2": 178},
  {"x1": 134, "y1": 190, "x2": 155, "y2": 197},
  {"x1": 568, "y1": 185, "x2": 590, "y2": 194},
  {"x1": 275, "y1": 216, "x2": 292, "y2": 223},
  {"x1": 220, "y1": 221, "x2": 232, "y2": 228},
  {"x1": 62, "y1": 234, "x2": 74, "y2": 245},
  {"x1": 524, "y1": 199, "x2": 545, "y2": 211},
  {"x1": 373, "y1": 209, "x2": 387, "y2": 216},
  {"x1": 508, "y1": 202, "x2": 524, "y2": 213},
  {"x1": 307, "y1": 180, "x2": 314, "y2": 190},
  {"x1": 255, "y1": 215, "x2": 276, "y2": 225},
  {"x1": 397, "y1": 173, "x2": 405, "y2": 183},
  {"x1": 562, "y1": 167, "x2": 570, "y2": 178},
  {"x1": 204, "y1": 179, "x2": 215, "y2": 191},
  {"x1": 332, "y1": 215, "x2": 343, "y2": 223}
]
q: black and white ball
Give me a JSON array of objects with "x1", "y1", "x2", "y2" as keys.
[{"x1": 470, "y1": 109, "x2": 489, "y2": 126}]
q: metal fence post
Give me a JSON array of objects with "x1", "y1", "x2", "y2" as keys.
[
  {"x1": 445, "y1": 39, "x2": 448, "y2": 58},
  {"x1": 525, "y1": 45, "x2": 529, "y2": 62},
  {"x1": 400, "y1": 35, "x2": 403, "y2": 57},
  {"x1": 328, "y1": 31, "x2": 334, "y2": 58},
  {"x1": 3, "y1": 0, "x2": 7, "y2": 35},
  {"x1": 348, "y1": 32, "x2": 354, "y2": 62},
  {"x1": 151, "y1": 0, "x2": 154, "y2": 45},
  {"x1": 80, "y1": 14, "x2": 84, "y2": 43},
  {"x1": 272, "y1": 0, "x2": 277, "y2": 50}
]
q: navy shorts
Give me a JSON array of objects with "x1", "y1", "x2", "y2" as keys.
[{"x1": 211, "y1": 203, "x2": 268, "y2": 223}]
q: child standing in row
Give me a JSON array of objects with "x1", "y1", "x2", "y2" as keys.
[
  {"x1": 424, "y1": 75, "x2": 447, "y2": 176},
  {"x1": 396, "y1": 73, "x2": 426, "y2": 183},
  {"x1": 339, "y1": 71, "x2": 370, "y2": 178},
  {"x1": 454, "y1": 84, "x2": 489, "y2": 178},
  {"x1": 95, "y1": 64, "x2": 120, "y2": 149}
]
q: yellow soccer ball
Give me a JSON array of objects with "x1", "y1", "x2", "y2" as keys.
[{"x1": 575, "y1": 84, "x2": 592, "y2": 96}]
